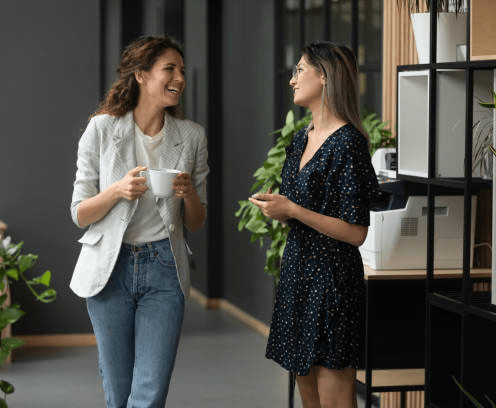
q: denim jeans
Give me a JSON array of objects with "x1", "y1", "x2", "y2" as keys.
[{"x1": 87, "y1": 238, "x2": 185, "y2": 408}]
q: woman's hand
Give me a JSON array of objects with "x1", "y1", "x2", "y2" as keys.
[
  {"x1": 77, "y1": 166, "x2": 148, "y2": 228},
  {"x1": 115, "y1": 166, "x2": 148, "y2": 200},
  {"x1": 249, "y1": 188, "x2": 368, "y2": 247},
  {"x1": 172, "y1": 172, "x2": 194, "y2": 199},
  {"x1": 248, "y1": 189, "x2": 295, "y2": 223},
  {"x1": 173, "y1": 172, "x2": 206, "y2": 232}
]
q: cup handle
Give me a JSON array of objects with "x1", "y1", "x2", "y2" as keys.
[{"x1": 140, "y1": 170, "x2": 150, "y2": 188}]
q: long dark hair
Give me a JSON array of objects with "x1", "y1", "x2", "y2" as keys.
[
  {"x1": 302, "y1": 42, "x2": 368, "y2": 141},
  {"x1": 94, "y1": 36, "x2": 184, "y2": 118}
]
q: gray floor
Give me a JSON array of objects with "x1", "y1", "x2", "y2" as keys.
[{"x1": 1, "y1": 300, "x2": 367, "y2": 407}]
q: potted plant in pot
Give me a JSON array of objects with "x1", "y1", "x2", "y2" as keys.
[
  {"x1": 0, "y1": 232, "x2": 57, "y2": 407},
  {"x1": 397, "y1": 0, "x2": 467, "y2": 63}
]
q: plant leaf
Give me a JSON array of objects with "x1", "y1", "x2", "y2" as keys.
[
  {"x1": 0, "y1": 380, "x2": 15, "y2": 395},
  {"x1": 489, "y1": 145, "x2": 496, "y2": 157},
  {"x1": 35, "y1": 288, "x2": 57, "y2": 303},
  {"x1": 0, "y1": 337, "x2": 24, "y2": 366},
  {"x1": 486, "y1": 395, "x2": 496, "y2": 408},
  {"x1": 452, "y1": 376, "x2": 484, "y2": 408},
  {"x1": 0, "y1": 304, "x2": 25, "y2": 328},
  {"x1": 18, "y1": 253, "x2": 37, "y2": 273},
  {"x1": 479, "y1": 102, "x2": 495, "y2": 109},
  {"x1": 30, "y1": 270, "x2": 52, "y2": 287},
  {"x1": 5, "y1": 268, "x2": 19, "y2": 280}
]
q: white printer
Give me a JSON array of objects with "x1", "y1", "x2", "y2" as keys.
[
  {"x1": 359, "y1": 149, "x2": 476, "y2": 270},
  {"x1": 360, "y1": 194, "x2": 476, "y2": 269}
]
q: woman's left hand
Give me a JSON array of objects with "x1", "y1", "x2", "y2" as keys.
[
  {"x1": 172, "y1": 172, "x2": 195, "y2": 199},
  {"x1": 173, "y1": 172, "x2": 206, "y2": 232},
  {"x1": 249, "y1": 190, "x2": 294, "y2": 222}
]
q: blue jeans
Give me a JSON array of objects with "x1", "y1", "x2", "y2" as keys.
[{"x1": 87, "y1": 238, "x2": 185, "y2": 408}]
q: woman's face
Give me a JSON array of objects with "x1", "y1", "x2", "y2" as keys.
[
  {"x1": 289, "y1": 55, "x2": 325, "y2": 109},
  {"x1": 138, "y1": 48, "x2": 185, "y2": 109}
]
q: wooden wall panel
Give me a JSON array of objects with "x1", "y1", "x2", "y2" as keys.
[
  {"x1": 380, "y1": 391, "x2": 424, "y2": 408},
  {"x1": 470, "y1": 0, "x2": 496, "y2": 60},
  {"x1": 382, "y1": 0, "x2": 424, "y2": 134}
]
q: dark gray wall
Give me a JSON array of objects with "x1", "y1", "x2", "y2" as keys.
[
  {"x1": 0, "y1": 0, "x2": 100, "y2": 334},
  {"x1": 184, "y1": 0, "x2": 209, "y2": 294},
  {"x1": 104, "y1": 0, "x2": 123, "y2": 91},
  {"x1": 183, "y1": 0, "x2": 277, "y2": 324},
  {"x1": 222, "y1": 0, "x2": 277, "y2": 323}
]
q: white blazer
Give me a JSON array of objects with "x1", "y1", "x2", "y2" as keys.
[{"x1": 70, "y1": 111, "x2": 208, "y2": 299}]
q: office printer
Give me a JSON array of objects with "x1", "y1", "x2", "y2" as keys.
[{"x1": 359, "y1": 149, "x2": 476, "y2": 270}]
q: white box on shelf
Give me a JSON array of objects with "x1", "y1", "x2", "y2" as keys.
[
  {"x1": 397, "y1": 69, "x2": 494, "y2": 178},
  {"x1": 397, "y1": 70, "x2": 429, "y2": 178}
]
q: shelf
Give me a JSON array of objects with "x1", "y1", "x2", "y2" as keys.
[
  {"x1": 397, "y1": 69, "x2": 494, "y2": 179},
  {"x1": 429, "y1": 291, "x2": 496, "y2": 323},
  {"x1": 356, "y1": 369, "x2": 424, "y2": 391},
  {"x1": 397, "y1": 175, "x2": 492, "y2": 191},
  {"x1": 364, "y1": 266, "x2": 491, "y2": 281},
  {"x1": 398, "y1": 60, "x2": 496, "y2": 71}
]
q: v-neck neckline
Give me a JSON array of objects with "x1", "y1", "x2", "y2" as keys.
[{"x1": 297, "y1": 124, "x2": 348, "y2": 173}]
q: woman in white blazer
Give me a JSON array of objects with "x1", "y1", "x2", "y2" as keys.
[{"x1": 70, "y1": 36, "x2": 208, "y2": 408}]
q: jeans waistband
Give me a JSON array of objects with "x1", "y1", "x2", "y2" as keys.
[{"x1": 121, "y1": 238, "x2": 169, "y2": 254}]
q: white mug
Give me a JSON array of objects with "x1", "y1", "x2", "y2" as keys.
[{"x1": 146, "y1": 168, "x2": 181, "y2": 198}]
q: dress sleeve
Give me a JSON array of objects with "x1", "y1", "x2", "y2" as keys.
[{"x1": 327, "y1": 132, "x2": 378, "y2": 226}]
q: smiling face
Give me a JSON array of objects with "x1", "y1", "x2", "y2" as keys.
[
  {"x1": 289, "y1": 55, "x2": 325, "y2": 109},
  {"x1": 136, "y1": 48, "x2": 185, "y2": 110}
]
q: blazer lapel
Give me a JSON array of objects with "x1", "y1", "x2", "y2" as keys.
[
  {"x1": 110, "y1": 111, "x2": 137, "y2": 179},
  {"x1": 108, "y1": 112, "x2": 139, "y2": 222},
  {"x1": 158, "y1": 114, "x2": 184, "y2": 171}
]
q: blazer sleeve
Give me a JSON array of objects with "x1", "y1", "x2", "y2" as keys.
[
  {"x1": 70, "y1": 117, "x2": 101, "y2": 228},
  {"x1": 192, "y1": 125, "x2": 209, "y2": 207}
]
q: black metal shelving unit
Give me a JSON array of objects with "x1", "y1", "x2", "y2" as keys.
[{"x1": 396, "y1": 2, "x2": 496, "y2": 407}]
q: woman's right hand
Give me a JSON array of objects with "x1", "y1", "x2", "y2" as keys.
[
  {"x1": 115, "y1": 166, "x2": 148, "y2": 200},
  {"x1": 76, "y1": 166, "x2": 148, "y2": 228}
]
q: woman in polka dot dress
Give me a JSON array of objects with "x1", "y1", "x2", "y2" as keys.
[{"x1": 250, "y1": 42, "x2": 379, "y2": 408}]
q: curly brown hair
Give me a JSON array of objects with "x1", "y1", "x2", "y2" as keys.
[{"x1": 94, "y1": 36, "x2": 184, "y2": 118}]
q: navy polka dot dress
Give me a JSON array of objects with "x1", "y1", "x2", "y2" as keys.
[{"x1": 265, "y1": 123, "x2": 378, "y2": 376}]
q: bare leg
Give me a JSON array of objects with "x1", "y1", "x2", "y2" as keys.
[
  {"x1": 297, "y1": 366, "x2": 357, "y2": 408},
  {"x1": 296, "y1": 369, "x2": 320, "y2": 408},
  {"x1": 315, "y1": 366, "x2": 357, "y2": 408}
]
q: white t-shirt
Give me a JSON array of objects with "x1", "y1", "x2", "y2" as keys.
[{"x1": 123, "y1": 123, "x2": 169, "y2": 245}]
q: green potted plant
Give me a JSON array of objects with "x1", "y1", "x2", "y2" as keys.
[
  {"x1": 363, "y1": 110, "x2": 395, "y2": 157},
  {"x1": 396, "y1": 0, "x2": 467, "y2": 63},
  {"x1": 235, "y1": 109, "x2": 394, "y2": 282},
  {"x1": 0, "y1": 233, "x2": 57, "y2": 407},
  {"x1": 473, "y1": 89, "x2": 496, "y2": 178}
]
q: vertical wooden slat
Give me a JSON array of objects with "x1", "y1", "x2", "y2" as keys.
[
  {"x1": 380, "y1": 391, "x2": 425, "y2": 408},
  {"x1": 382, "y1": 0, "x2": 419, "y2": 134},
  {"x1": 379, "y1": 4, "x2": 424, "y2": 406}
]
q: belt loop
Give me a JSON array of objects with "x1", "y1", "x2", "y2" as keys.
[{"x1": 147, "y1": 242, "x2": 154, "y2": 252}]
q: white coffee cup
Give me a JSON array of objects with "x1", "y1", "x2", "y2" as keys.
[{"x1": 146, "y1": 168, "x2": 181, "y2": 198}]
